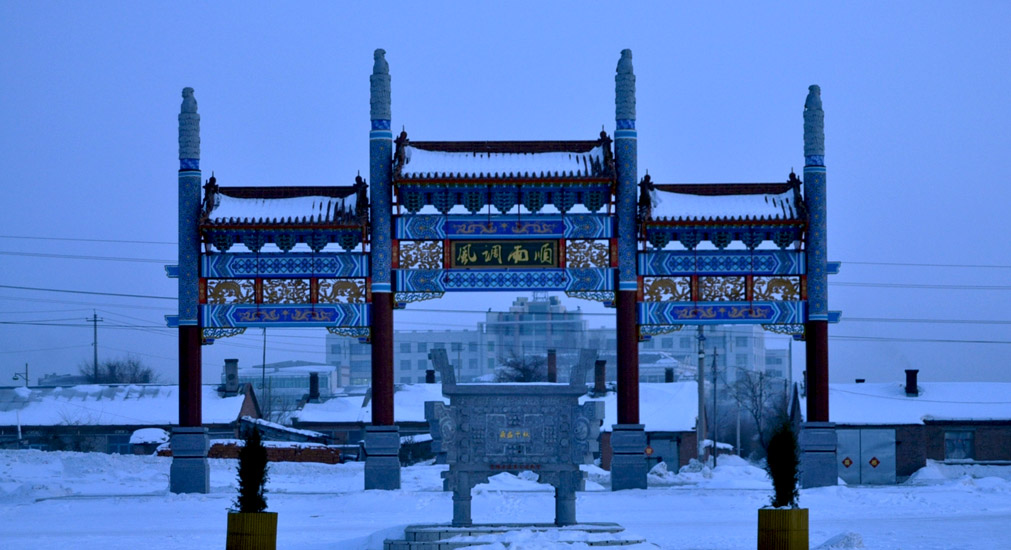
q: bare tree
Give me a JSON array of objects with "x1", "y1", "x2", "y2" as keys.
[
  {"x1": 494, "y1": 353, "x2": 547, "y2": 382},
  {"x1": 79, "y1": 356, "x2": 160, "y2": 384},
  {"x1": 727, "y1": 369, "x2": 788, "y2": 452}
]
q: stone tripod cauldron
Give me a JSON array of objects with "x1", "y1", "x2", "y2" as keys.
[{"x1": 425, "y1": 349, "x2": 604, "y2": 527}]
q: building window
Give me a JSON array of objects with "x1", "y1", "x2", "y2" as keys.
[
  {"x1": 468, "y1": 358, "x2": 478, "y2": 369},
  {"x1": 468, "y1": 342, "x2": 478, "y2": 352},
  {"x1": 330, "y1": 344, "x2": 342, "y2": 354},
  {"x1": 735, "y1": 353, "x2": 748, "y2": 366},
  {"x1": 944, "y1": 430, "x2": 974, "y2": 461},
  {"x1": 399, "y1": 360, "x2": 411, "y2": 372},
  {"x1": 400, "y1": 376, "x2": 412, "y2": 384},
  {"x1": 735, "y1": 336, "x2": 748, "y2": 347},
  {"x1": 400, "y1": 343, "x2": 411, "y2": 353},
  {"x1": 661, "y1": 338, "x2": 674, "y2": 349},
  {"x1": 488, "y1": 358, "x2": 495, "y2": 369},
  {"x1": 417, "y1": 359, "x2": 428, "y2": 370},
  {"x1": 434, "y1": 342, "x2": 446, "y2": 349},
  {"x1": 417, "y1": 342, "x2": 428, "y2": 352},
  {"x1": 680, "y1": 337, "x2": 692, "y2": 349},
  {"x1": 487, "y1": 342, "x2": 495, "y2": 352},
  {"x1": 643, "y1": 339, "x2": 655, "y2": 349}
]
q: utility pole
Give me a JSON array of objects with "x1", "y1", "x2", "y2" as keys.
[
  {"x1": 87, "y1": 311, "x2": 103, "y2": 382},
  {"x1": 712, "y1": 347, "x2": 719, "y2": 467},
  {"x1": 697, "y1": 326, "x2": 706, "y2": 462}
]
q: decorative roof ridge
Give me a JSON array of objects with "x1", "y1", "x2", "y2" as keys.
[
  {"x1": 645, "y1": 217, "x2": 805, "y2": 224},
  {"x1": 652, "y1": 182, "x2": 795, "y2": 196},
  {"x1": 407, "y1": 140, "x2": 605, "y2": 154},
  {"x1": 216, "y1": 185, "x2": 360, "y2": 199}
]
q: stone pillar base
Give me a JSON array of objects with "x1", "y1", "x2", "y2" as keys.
[
  {"x1": 610, "y1": 424, "x2": 647, "y2": 490},
  {"x1": 169, "y1": 427, "x2": 209, "y2": 494},
  {"x1": 364, "y1": 425, "x2": 401, "y2": 490},
  {"x1": 799, "y1": 422, "x2": 837, "y2": 488}
]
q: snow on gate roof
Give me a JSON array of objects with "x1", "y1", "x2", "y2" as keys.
[
  {"x1": 201, "y1": 183, "x2": 364, "y2": 225},
  {"x1": 395, "y1": 140, "x2": 612, "y2": 181},
  {"x1": 647, "y1": 182, "x2": 803, "y2": 223},
  {"x1": 0, "y1": 385, "x2": 247, "y2": 427}
]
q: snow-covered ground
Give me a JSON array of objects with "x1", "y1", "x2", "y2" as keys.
[{"x1": 1, "y1": 450, "x2": 1009, "y2": 549}]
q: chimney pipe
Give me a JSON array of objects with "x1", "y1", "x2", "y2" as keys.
[
  {"x1": 905, "y1": 369, "x2": 919, "y2": 397},
  {"x1": 855, "y1": 378, "x2": 865, "y2": 384},
  {"x1": 547, "y1": 349, "x2": 557, "y2": 383},
  {"x1": 308, "y1": 372, "x2": 320, "y2": 402},
  {"x1": 594, "y1": 359, "x2": 607, "y2": 395},
  {"x1": 425, "y1": 369, "x2": 436, "y2": 384},
  {"x1": 665, "y1": 367, "x2": 674, "y2": 383},
  {"x1": 224, "y1": 358, "x2": 239, "y2": 394}
]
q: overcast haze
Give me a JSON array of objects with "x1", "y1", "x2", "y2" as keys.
[{"x1": 1, "y1": 2, "x2": 1009, "y2": 388}]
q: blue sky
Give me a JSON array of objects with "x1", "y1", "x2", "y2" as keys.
[{"x1": 1, "y1": 2, "x2": 1009, "y2": 386}]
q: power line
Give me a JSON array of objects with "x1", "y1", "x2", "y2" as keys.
[
  {"x1": 844, "y1": 317, "x2": 1011, "y2": 326},
  {"x1": 0, "y1": 344, "x2": 91, "y2": 354},
  {"x1": 831, "y1": 335, "x2": 1011, "y2": 345},
  {"x1": 0, "y1": 284, "x2": 175, "y2": 301},
  {"x1": 0, "y1": 251, "x2": 172, "y2": 263},
  {"x1": 842, "y1": 260, "x2": 1011, "y2": 269},
  {"x1": 831, "y1": 282, "x2": 1011, "y2": 290},
  {"x1": 0, "y1": 294, "x2": 173, "y2": 311},
  {"x1": 0, "y1": 234, "x2": 176, "y2": 245}
]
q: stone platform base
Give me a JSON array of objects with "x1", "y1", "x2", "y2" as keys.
[{"x1": 384, "y1": 523, "x2": 652, "y2": 550}]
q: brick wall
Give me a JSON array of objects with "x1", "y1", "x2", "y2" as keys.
[
  {"x1": 158, "y1": 441, "x2": 341, "y2": 464},
  {"x1": 895, "y1": 425, "x2": 927, "y2": 479}
]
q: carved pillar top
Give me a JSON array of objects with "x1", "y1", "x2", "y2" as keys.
[
  {"x1": 804, "y1": 85, "x2": 824, "y2": 163},
  {"x1": 615, "y1": 49, "x2": 636, "y2": 122},
  {"x1": 370, "y1": 49, "x2": 391, "y2": 121},
  {"x1": 178, "y1": 87, "x2": 200, "y2": 162}
]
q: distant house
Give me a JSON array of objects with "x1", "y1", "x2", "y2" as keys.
[
  {"x1": 292, "y1": 383, "x2": 447, "y2": 446},
  {"x1": 809, "y1": 370, "x2": 1011, "y2": 484},
  {"x1": 230, "y1": 360, "x2": 343, "y2": 421},
  {"x1": 583, "y1": 382, "x2": 699, "y2": 471},
  {"x1": 291, "y1": 381, "x2": 701, "y2": 469},
  {"x1": 0, "y1": 384, "x2": 260, "y2": 453}
]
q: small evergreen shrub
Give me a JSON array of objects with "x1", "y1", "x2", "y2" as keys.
[
  {"x1": 765, "y1": 419, "x2": 800, "y2": 508},
  {"x1": 233, "y1": 428, "x2": 269, "y2": 513}
]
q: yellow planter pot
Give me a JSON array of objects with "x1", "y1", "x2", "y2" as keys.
[
  {"x1": 757, "y1": 508, "x2": 808, "y2": 550},
  {"x1": 226, "y1": 512, "x2": 278, "y2": 550}
]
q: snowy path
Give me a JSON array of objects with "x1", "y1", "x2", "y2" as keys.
[{"x1": 1, "y1": 450, "x2": 1009, "y2": 549}]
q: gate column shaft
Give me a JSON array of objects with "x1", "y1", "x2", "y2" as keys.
[
  {"x1": 611, "y1": 49, "x2": 647, "y2": 490},
  {"x1": 365, "y1": 49, "x2": 400, "y2": 490},
  {"x1": 800, "y1": 85, "x2": 837, "y2": 488},
  {"x1": 171, "y1": 87, "x2": 209, "y2": 494}
]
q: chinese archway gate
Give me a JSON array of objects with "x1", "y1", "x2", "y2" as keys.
[{"x1": 167, "y1": 49, "x2": 839, "y2": 493}]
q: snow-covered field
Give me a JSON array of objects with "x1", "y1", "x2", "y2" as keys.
[{"x1": 1, "y1": 450, "x2": 1009, "y2": 549}]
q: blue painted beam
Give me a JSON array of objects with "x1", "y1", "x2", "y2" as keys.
[
  {"x1": 638, "y1": 300, "x2": 805, "y2": 325},
  {"x1": 638, "y1": 250, "x2": 806, "y2": 276},
  {"x1": 394, "y1": 267, "x2": 615, "y2": 293},
  {"x1": 201, "y1": 303, "x2": 370, "y2": 328},
  {"x1": 394, "y1": 214, "x2": 614, "y2": 240},
  {"x1": 200, "y1": 253, "x2": 369, "y2": 278}
]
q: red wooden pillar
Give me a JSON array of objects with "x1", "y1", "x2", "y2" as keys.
[
  {"x1": 178, "y1": 325, "x2": 202, "y2": 427},
  {"x1": 371, "y1": 291, "x2": 395, "y2": 426},
  {"x1": 805, "y1": 321, "x2": 829, "y2": 422},
  {"x1": 616, "y1": 289, "x2": 639, "y2": 424}
]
